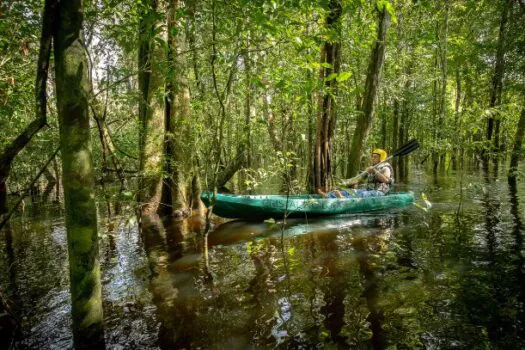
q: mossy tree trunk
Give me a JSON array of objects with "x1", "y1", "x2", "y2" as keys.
[
  {"x1": 346, "y1": 5, "x2": 390, "y2": 177},
  {"x1": 138, "y1": 0, "x2": 165, "y2": 217},
  {"x1": 53, "y1": 0, "x2": 105, "y2": 348}
]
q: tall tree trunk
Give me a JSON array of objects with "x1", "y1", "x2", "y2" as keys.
[
  {"x1": 314, "y1": 0, "x2": 342, "y2": 192},
  {"x1": 452, "y1": 67, "x2": 462, "y2": 170},
  {"x1": 380, "y1": 106, "x2": 387, "y2": 149},
  {"x1": 53, "y1": 0, "x2": 105, "y2": 347},
  {"x1": 0, "y1": 0, "x2": 54, "y2": 214},
  {"x1": 244, "y1": 50, "x2": 253, "y2": 169},
  {"x1": 436, "y1": 3, "x2": 448, "y2": 172},
  {"x1": 346, "y1": 5, "x2": 391, "y2": 177},
  {"x1": 238, "y1": 50, "x2": 253, "y2": 193},
  {"x1": 307, "y1": 75, "x2": 316, "y2": 192},
  {"x1": 262, "y1": 84, "x2": 282, "y2": 152},
  {"x1": 398, "y1": 103, "x2": 407, "y2": 181},
  {"x1": 186, "y1": 0, "x2": 203, "y2": 98},
  {"x1": 392, "y1": 99, "x2": 399, "y2": 174},
  {"x1": 487, "y1": 0, "x2": 510, "y2": 150},
  {"x1": 162, "y1": 0, "x2": 203, "y2": 218},
  {"x1": 138, "y1": 0, "x2": 164, "y2": 216}
]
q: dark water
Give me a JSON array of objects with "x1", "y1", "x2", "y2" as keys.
[{"x1": 2, "y1": 167, "x2": 525, "y2": 349}]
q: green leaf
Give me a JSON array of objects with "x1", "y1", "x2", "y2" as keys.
[
  {"x1": 325, "y1": 73, "x2": 338, "y2": 81},
  {"x1": 336, "y1": 71, "x2": 352, "y2": 82},
  {"x1": 421, "y1": 193, "x2": 432, "y2": 209},
  {"x1": 413, "y1": 202, "x2": 428, "y2": 212},
  {"x1": 122, "y1": 190, "x2": 134, "y2": 198}
]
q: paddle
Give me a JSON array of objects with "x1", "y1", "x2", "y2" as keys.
[{"x1": 340, "y1": 139, "x2": 420, "y2": 186}]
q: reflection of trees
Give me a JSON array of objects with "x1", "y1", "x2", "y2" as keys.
[
  {"x1": 453, "y1": 173, "x2": 520, "y2": 347},
  {"x1": 141, "y1": 215, "x2": 200, "y2": 349},
  {"x1": 508, "y1": 180, "x2": 525, "y2": 341},
  {"x1": 245, "y1": 239, "x2": 278, "y2": 347},
  {"x1": 1, "y1": 223, "x2": 20, "y2": 348},
  {"x1": 478, "y1": 174, "x2": 512, "y2": 343},
  {"x1": 350, "y1": 218, "x2": 430, "y2": 349},
  {"x1": 3, "y1": 223, "x2": 17, "y2": 298},
  {"x1": 140, "y1": 213, "x2": 439, "y2": 348},
  {"x1": 353, "y1": 229, "x2": 388, "y2": 350},
  {"x1": 319, "y1": 231, "x2": 348, "y2": 347}
]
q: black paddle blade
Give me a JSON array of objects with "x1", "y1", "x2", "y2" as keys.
[{"x1": 393, "y1": 139, "x2": 419, "y2": 157}]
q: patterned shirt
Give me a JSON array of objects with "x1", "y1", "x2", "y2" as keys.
[{"x1": 365, "y1": 162, "x2": 393, "y2": 193}]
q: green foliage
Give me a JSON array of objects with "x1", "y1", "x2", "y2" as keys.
[{"x1": 3, "y1": 0, "x2": 525, "y2": 203}]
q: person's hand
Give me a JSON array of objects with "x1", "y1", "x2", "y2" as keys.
[{"x1": 367, "y1": 167, "x2": 376, "y2": 174}]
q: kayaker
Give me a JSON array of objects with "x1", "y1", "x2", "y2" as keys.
[{"x1": 317, "y1": 148, "x2": 394, "y2": 198}]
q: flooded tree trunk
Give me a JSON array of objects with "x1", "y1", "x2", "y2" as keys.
[
  {"x1": 437, "y1": 3, "x2": 448, "y2": 173},
  {"x1": 508, "y1": 108, "x2": 525, "y2": 183},
  {"x1": 307, "y1": 75, "x2": 316, "y2": 192},
  {"x1": 138, "y1": 0, "x2": 164, "y2": 217},
  {"x1": 238, "y1": 49, "x2": 253, "y2": 193},
  {"x1": 53, "y1": 0, "x2": 105, "y2": 347},
  {"x1": 161, "y1": 0, "x2": 192, "y2": 218},
  {"x1": 314, "y1": 0, "x2": 341, "y2": 192},
  {"x1": 347, "y1": 5, "x2": 390, "y2": 177}
]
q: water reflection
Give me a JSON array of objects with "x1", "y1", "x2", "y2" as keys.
[
  {"x1": 141, "y1": 213, "x2": 413, "y2": 349},
  {"x1": 508, "y1": 179, "x2": 525, "y2": 340},
  {"x1": 0, "y1": 209, "x2": 158, "y2": 349},
  {"x1": 4, "y1": 167, "x2": 525, "y2": 348}
]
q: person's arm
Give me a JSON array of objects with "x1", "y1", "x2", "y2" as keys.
[
  {"x1": 344, "y1": 172, "x2": 367, "y2": 187},
  {"x1": 368, "y1": 166, "x2": 391, "y2": 183}
]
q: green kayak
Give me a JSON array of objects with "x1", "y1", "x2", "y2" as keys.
[{"x1": 201, "y1": 191, "x2": 415, "y2": 219}]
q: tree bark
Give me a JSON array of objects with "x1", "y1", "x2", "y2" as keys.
[
  {"x1": 346, "y1": 5, "x2": 391, "y2": 177},
  {"x1": 138, "y1": 0, "x2": 164, "y2": 216},
  {"x1": 314, "y1": 0, "x2": 342, "y2": 192},
  {"x1": 160, "y1": 0, "x2": 198, "y2": 218},
  {"x1": 53, "y1": 0, "x2": 105, "y2": 347}
]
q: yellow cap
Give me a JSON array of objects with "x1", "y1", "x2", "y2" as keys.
[{"x1": 372, "y1": 148, "x2": 387, "y2": 161}]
